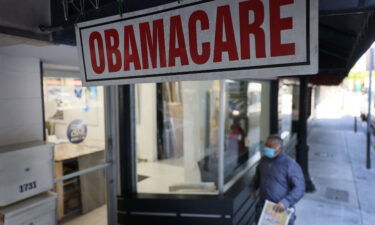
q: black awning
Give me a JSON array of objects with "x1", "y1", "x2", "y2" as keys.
[{"x1": 316, "y1": 0, "x2": 375, "y2": 84}]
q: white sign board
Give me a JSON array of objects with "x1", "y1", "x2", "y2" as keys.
[{"x1": 76, "y1": 0, "x2": 318, "y2": 86}]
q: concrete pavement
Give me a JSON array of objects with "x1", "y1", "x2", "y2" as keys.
[{"x1": 295, "y1": 116, "x2": 375, "y2": 225}]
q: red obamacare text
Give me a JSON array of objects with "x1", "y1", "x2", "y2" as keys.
[{"x1": 88, "y1": 0, "x2": 296, "y2": 74}]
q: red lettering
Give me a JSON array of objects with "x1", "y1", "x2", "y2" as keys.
[
  {"x1": 239, "y1": 0, "x2": 266, "y2": 59},
  {"x1": 270, "y1": 0, "x2": 295, "y2": 57},
  {"x1": 124, "y1": 25, "x2": 141, "y2": 71},
  {"x1": 188, "y1": 10, "x2": 210, "y2": 65},
  {"x1": 89, "y1": 32, "x2": 105, "y2": 74},
  {"x1": 214, "y1": 5, "x2": 239, "y2": 63},
  {"x1": 139, "y1": 20, "x2": 167, "y2": 69},
  {"x1": 169, "y1": 15, "x2": 189, "y2": 67},
  {"x1": 104, "y1": 29, "x2": 122, "y2": 72}
]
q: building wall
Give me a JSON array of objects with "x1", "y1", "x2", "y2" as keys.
[{"x1": 0, "y1": 53, "x2": 44, "y2": 146}]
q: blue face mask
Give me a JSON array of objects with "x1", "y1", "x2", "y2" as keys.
[{"x1": 262, "y1": 147, "x2": 277, "y2": 159}]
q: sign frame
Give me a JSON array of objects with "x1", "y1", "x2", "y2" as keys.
[{"x1": 76, "y1": 0, "x2": 318, "y2": 86}]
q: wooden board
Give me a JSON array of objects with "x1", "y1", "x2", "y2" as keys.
[
  {"x1": 0, "y1": 192, "x2": 56, "y2": 225},
  {"x1": 78, "y1": 151, "x2": 107, "y2": 214},
  {"x1": 54, "y1": 139, "x2": 105, "y2": 162},
  {"x1": 54, "y1": 162, "x2": 64, "y2": 221},
  {"x1": 0, "y1": 142, "x2": 54, "y2": 206},
  {"x1": 53, "y1": 140, "x2": 106, "y2": 219}
]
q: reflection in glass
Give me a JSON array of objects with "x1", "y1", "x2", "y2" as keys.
[
  {"x1": 224, "y1": 80, "x2": 269, "y2": 184},
  {"x1": 43, "y1": 77, "x2": 107, "y2": 223},
  {"x1": 136, "y1": 81, "x2": 220, "y2": 194},
  {"x1": 135, "y1": 79, "x2": 271, "y2": 194},
  {"x1": 43, "y1": 77, "x2": 105, "y2": 148}
]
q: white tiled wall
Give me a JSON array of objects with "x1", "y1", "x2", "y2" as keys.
[{"x1": 0, "y1": 54, "x2": 43, "y2": 146}]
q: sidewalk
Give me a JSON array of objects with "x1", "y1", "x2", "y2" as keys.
[{"x1": 295, "y1": 116, "x2": 375, "y2": 225}]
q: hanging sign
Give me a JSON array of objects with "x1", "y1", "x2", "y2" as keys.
[{"x1": 76, "y1": 0, "x2": 318, "y2": 86}]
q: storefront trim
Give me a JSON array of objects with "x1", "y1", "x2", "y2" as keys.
[{"x1": 218, "y1": 80, "x2": 226, "y2": 193}]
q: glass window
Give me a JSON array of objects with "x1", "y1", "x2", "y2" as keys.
[
  {"x1": 43, "y1": 77, "x2": 107, "y2": 224},
  {"x1": 44, "y1": 78, "x2": 105, "y2": 148},
  {"x1": 223, "y1": 80, "x2": 270, "y2": 185},
  {"x1": 135, "y1": 81, "x2": 220, "y2": 194},
  {"x1": 135, "y1": 79, "x2": 271, "y2": 194}
]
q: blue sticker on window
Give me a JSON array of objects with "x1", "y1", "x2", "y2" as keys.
[{"x1": 74, "y1": 87, "x2": 83, "y2": 99}]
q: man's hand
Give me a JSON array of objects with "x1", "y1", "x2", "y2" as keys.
[
  {"x1": 250, "y1": 192, "x2": 257, "y2": 199},
  {"x1": 273, "y1": 202, "x2": 286, "y2": 212}
]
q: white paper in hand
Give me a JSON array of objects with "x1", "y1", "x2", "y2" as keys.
[{"x1": 257, "y1": 200, "x2": 294, "y2": 225}]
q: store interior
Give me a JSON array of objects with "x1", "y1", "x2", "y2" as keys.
[
  {"x1": 135, "y1": 79, "x2": 272, "y2": 195},
  {"x1": 0, "y1": 43, "x2": 297, "y2": 225},
  {"x1": 42, "y1": 71, "x2": 107, "y2": 223}
]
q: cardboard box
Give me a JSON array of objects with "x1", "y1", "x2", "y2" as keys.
[
  {"x1": 0, "y1": 192, "x2": 57, "y2": 225},
  {"x1": 0, "y1": 141, "x2": 54, "y2": 206}
]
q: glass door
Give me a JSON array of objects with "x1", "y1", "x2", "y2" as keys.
[{"x1": 42, "y1": 67, "x2": 109, "y2": 225}]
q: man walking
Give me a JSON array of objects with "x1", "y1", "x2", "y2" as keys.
[{"x1": 252, "y1": 135, "x2": 305, "y2": 225}]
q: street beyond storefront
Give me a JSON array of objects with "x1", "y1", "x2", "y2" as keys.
[{"x1": 295, "y1": 88, "x2": 375, "y2": 225}]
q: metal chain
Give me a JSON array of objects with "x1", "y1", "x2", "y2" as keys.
[
  {"x1": 88, "y1": 0, "x2": 100, "y2": 9},
  {"x1": 62, "y1": 0, "x2": 101, "y2": 22},
  {"x1": 118, "y1": 0, "x2": 124, "y2": 17},
  {"x1": 62, "y1": 0, "x2": 69, "y2": 21}
]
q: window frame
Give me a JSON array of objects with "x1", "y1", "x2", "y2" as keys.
[{"x1": 124, "y1": 79, "x2": 271, "y2": 195}]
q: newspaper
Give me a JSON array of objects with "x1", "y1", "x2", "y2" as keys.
[{"x1": 257, "y1": 200, "x2": 294, "y2": 225}]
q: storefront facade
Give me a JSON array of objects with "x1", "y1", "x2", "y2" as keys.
[
  {"x1": 102, "y1": 77, "x2": 299, "y2": 225},
  {"x1": 107, "y1": 74, "x2": 315, "y2": 225},
  {"x1": 39, "y1": 66, "x2": 296, "y2": 224},
  {"x1": 1, "y1": 0, "x2": 352, "y2": 224},
  {"x1": 70, "y1": 0, "x2": 317, "y2": 224}
]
